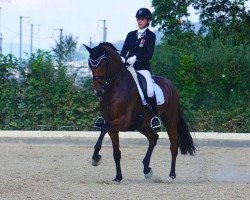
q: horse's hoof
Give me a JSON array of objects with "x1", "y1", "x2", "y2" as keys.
[
  {"x1": 169, "y1": 172, "x2": 176, "y2": 179},
  {"x1": 144, "y1": 168, "x2": 153, "y2": 179},
  {"x1": 112, "y1": 177, "x2": 122, "y2": 183},
  {"x1": 92, "y1": 155, "x2": 102, "y2": 166}
]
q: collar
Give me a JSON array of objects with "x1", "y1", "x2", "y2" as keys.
[
  {"x1": 137, "y1": 27, "x2": 147, "y2": 33},
  {"x1": 137, "y1": 27, "x2": 148, "y2": 39}
]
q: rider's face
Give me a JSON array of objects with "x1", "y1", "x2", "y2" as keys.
[{"x1": 137, "y1": 18, "x2": 149, "y2": 29}]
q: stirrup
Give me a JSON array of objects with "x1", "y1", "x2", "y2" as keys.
[
  {"x1": 94, "y1": 117, "x2": 105, "y2": 129},
  {"x1": 150, "y1": 116, "x2": 161, "y2": 129}
]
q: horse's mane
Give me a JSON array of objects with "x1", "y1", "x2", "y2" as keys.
[{"x1": 99, "y1": 42, "x2": 119, "y2": 54}]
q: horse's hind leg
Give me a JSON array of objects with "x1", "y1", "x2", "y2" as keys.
[
  {"x1": 168, "y1": 128, "x2": 178, "y2": 179},
  {"x1": 162, "y1": 114, "x2": 178, "y2": 179},
  {"x1": 108, "y1": 131, "x2": 123, "y2": 182},
  {"x1": 138, "y1": 127, "x2": 159, "y2": 179}
]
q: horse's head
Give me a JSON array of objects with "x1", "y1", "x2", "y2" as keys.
[{"x1": 84, "y1": 43, "x2": 122, "y2": 97}]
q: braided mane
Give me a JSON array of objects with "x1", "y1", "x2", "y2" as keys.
[{"x1": 99, "y1": 42, "x2": 119, "y2": 53}]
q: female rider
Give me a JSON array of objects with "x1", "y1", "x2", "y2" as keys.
[
  {"x1": 120, "y1": 8, "x2": 161, "y2": 130},
  {"x1": 95, "y1": 8, "x2": 161, "y2": 130}
]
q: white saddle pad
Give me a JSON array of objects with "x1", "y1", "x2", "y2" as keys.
[{"x1": 127, "y1": 66, "x2": 165, "y2": 105}]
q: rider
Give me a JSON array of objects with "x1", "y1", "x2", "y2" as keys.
[
  {"x1": 120, "y1": 8, "x2": 161, "y2": 130},
  {"x1": 94, "y1": 8, "x2": 161, "y2": 130}
]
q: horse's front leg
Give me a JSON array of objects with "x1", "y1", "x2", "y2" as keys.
[
  {"x1": 138, "y1": 127, "x2": 159, "y2": 179},
  {"x1": 108, "y1": 131, "x2": 122, "y2": 182},
  {"x1": 93, "y1": 115, "x2": 127, "y2": 180},
  {"x1": 92, "y1": 124, "x2": 110, "y2": 166}
]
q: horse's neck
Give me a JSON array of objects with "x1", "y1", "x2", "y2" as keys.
[
  {"x1": 103, "y1": 69, "x2": 136, "y2": 100},
  {"x1": 111, "y1": 57, "x2": 125, "y2": 76},
  {"x1": 100, "y1": 69, "x2": 141, "y2": 121}
]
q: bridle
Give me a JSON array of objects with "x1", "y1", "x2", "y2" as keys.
[{"x1": 88, "y1": 51, "x2": 114, "y2": 94}]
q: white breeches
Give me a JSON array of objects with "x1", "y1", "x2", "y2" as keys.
[{"x1": 137, "y1": 70, "x2": 154, "y2": 97}]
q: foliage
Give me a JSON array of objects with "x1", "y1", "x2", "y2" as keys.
[
  {"x1": 0, "y1": 51, "x2": 99, "y2": 130},
  {"x1": 150, "y1": 0, "x2": 250, "y2": 132},
  {"x1": 192, "y1": 0, "x2": 247, "y2": 33},
  {"x1": 151, "y1": 32, "x2": 250, "y2": 132},
  {"x1": 152, "y1": 0, "x2": 249, "y2": 39},
  {"x1": 176, "y1": 54, "x2": 199, "y2": 110},
  {"x1": 151, "y1": 0, "x2": 194, "y2": 36},
  {"x1": 0, "y1": 54, "x2": 20, "y2": 129},
  {"x1": 1, "y1": 1, "x2": 250, "y2": 133},
  {"x1": 52, "y1": 33, "x2": 78, "y2": 64}
]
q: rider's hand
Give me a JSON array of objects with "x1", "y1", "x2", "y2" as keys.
[
  {"x1": 121, "y1": 56, "x2": 125, "y2": 63},
  {"x1": 127, "y1": 55, "x2": 137, "y2": 65}
]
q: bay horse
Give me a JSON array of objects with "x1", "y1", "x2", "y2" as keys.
[{"x1": 84, "y1": 42, "x2": 195, "y2": 182}]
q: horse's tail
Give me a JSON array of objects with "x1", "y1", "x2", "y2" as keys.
[{"x1": 178, "y1": 110, "x2": 196, "y2": 155}]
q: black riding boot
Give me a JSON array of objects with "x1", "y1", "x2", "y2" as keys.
[
  {"x1": 94, "y1": 117, "x2": 105, "y2": 129},
  {"x1": 147, "y1": 96, "x2": 161, "y2": 130}
]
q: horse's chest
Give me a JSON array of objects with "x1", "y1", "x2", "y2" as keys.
[{"x1": 100, "y1": 98, "x2": 125, "y2": 118}]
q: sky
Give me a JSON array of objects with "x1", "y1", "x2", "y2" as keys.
[
  {"x1": 1, "y1": 0, "x2": 155, "y2": 53},
  {"x1": 0, "y1": 0, "x2": 249, "y2": 55}
]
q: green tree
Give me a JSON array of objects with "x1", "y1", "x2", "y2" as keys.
[
  {"x1": 176, "y1": 54, "x2": 199, "y2": 110},
  {"x1": 52, "y1": 34, "x2": 78, "y2": 64},
  {"x1": 150, "y1": 0, "x2": 250, "y2": 132},
  {"x1": 192, "y1": 0, "x2": 246, "y2": 27},
  {"x1": 0, "y1": 54, "x2": 20, "y2": 129},
  {"x1": 21, "y1": 50, "x2": 56, "y2": 129},
  {"x1": 151, "y1": 0, "x2": 195, "y2": 36},
  {"x1": 192, "y1": 0, "x2": 249, "y2": 40}
]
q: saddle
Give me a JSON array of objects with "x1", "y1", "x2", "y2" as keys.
[
  {"x1": 95, "y1": 66, "x2": 164, "y2": 132},
  {"x1": 127, "y1": 66, "x2": 165, "y2": 105}
]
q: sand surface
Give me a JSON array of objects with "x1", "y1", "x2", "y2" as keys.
[{"x1": 0, "y1": 141, "x2": 249, "y2": 200}]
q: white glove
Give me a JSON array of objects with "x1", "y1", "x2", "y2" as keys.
[
  {"x1": 121, "y1": 56, "x2": 125, "y2": 63},
  {"x1": 127, "y1": 55, "x2": 137, "y2": 65}
]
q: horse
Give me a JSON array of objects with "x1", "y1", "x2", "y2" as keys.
[{"x1": 84, "y1": 42, "x2": 195, "y2": 182}]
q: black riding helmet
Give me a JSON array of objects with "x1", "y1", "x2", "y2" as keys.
[{"x1": 136, "y1": 8, "x2": 152, "y2": 20}]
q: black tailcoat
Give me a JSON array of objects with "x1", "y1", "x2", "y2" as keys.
[{"x1": 121, "y1": 28, "x2": 156, "y2": 71}]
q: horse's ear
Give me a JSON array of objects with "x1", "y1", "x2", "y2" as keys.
[{"x1": 83, "y1": 44, "x2": 92, "y2": 53}]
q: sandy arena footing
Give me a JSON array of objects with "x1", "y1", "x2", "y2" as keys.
[{"x1": 0, "y1": 132, "x2": 249, "y2": 200}]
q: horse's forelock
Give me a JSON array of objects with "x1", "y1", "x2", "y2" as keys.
[
  {"x1": 90, "y1": 45, "x2": 106, "y2": 60},
  {"x1": 100, "y1": 43, "x2": 120, "y2": 60},
  {"x1": 89, "y1": 43, "x2": 121, "y2": 67},
  {"x1": 100, "y1": 42, "x2": 118, "y2": 52}
]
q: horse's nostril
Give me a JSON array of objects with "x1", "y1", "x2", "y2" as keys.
[
  {"x1": 94, "y1": 90, "x2": 103, "y2": 97},
  {"x1": 98, "y1": 90, "x2": 103, "y2": 97}
]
